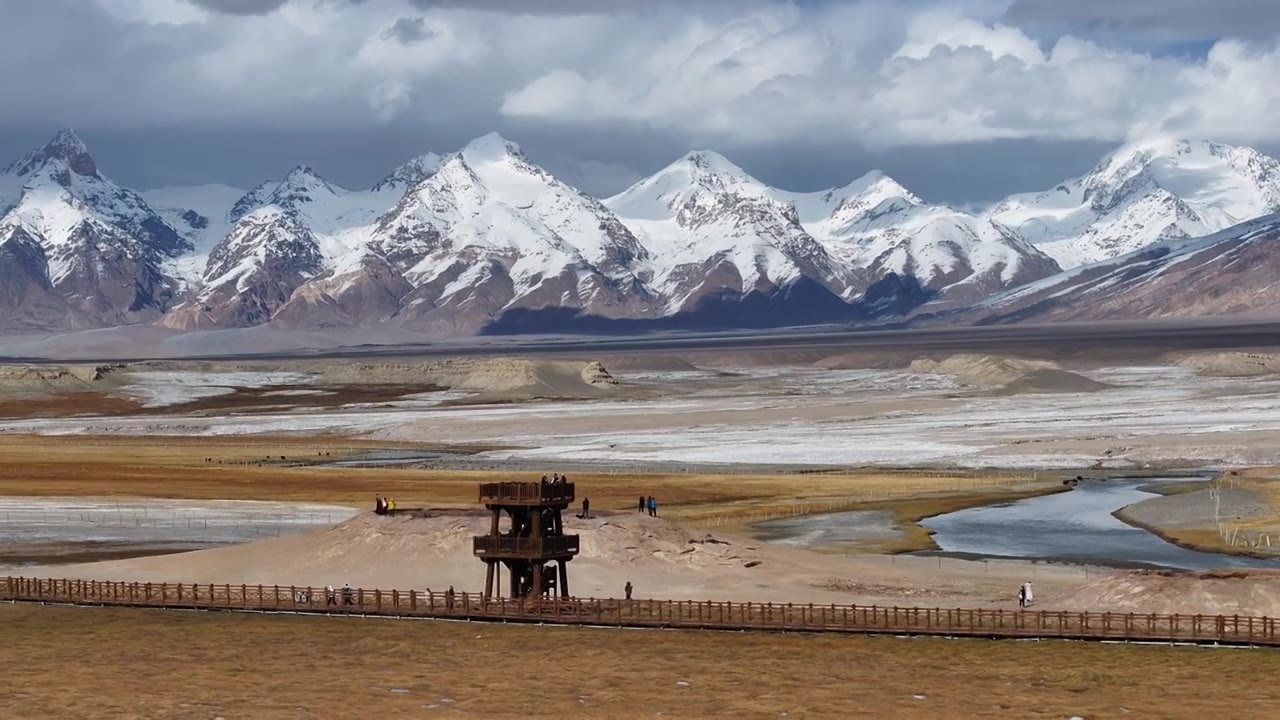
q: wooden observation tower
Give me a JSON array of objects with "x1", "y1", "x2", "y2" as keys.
[{"x1": 473, "y1": 481, "x2": 580, "y2": 599}]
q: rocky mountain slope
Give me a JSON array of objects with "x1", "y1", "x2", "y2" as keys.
[
  {"x1": 5, "y1": 129, "x2": 1280, "y2": 335},
  {"x1": 966, "y1": 214, "x2": 1280, "y2": 323}
]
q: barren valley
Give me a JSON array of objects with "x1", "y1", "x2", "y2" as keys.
[{"x1": 4, "y1": 341, "x2": 1280, "y2": 718}]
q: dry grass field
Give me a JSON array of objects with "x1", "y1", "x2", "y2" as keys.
[
  {"x1": 1, "y1": 603, "x2": 1277, "y2": 719},
  {"x1": 0, "y1": 435, "x2": 1055, "y2": 552}
]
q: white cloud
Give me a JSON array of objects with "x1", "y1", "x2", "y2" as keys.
[
  {"x1": 895, "y1": 11, "x2": 1046, "y2": 65},
  {"x1": 9, "y1": 0, "x2": 1280, "y2": 154},
  {"x1": 497, "y1": 3, "x2": 1280, "y2": 149}
]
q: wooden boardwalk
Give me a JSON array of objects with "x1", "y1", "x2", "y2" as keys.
[{"x1": 4, "y1": 576, "x2": 1279, "y2": 646}]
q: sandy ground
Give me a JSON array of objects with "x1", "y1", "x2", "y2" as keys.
[{"x1": 1054, "y1": 569, "x2": 1280, "y2": 616}]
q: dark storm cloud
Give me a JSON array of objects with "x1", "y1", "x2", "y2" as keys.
[
  {"x1": 187, "y1": 0, "x2": 290, "y2": 14},
  {"x1": 383, "y1": 17, "x2": 435, "y2": 44},
  {"x1": 1005, "y1": 0, "x2": 1280, "y2": 40}
]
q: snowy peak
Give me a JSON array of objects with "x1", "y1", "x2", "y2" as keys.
[
  {"x1": 371, "y1": 152, "x2": 445, "y2": 192},
  {"x1": 1083, "y1": 138, "x2": 1280, "y2": 212},
  {"x1": 271, "y1": 165, "x2": 339, "y2": 206},
  {"x1": 604, "y1": 149, "x2": 861, "y2": 313},
  {"x1": 782, "y1": 170, "x2": 922, "y2": 227},
  {"x1": 681, "y1": 150, "x2": 755, "y2": 181},
  {"x1": 989, "y1": 137, "x2": 1280, "y2": 267},
  {"x1": 605, "y1": 150, "x2": 769, "y2": 221},
  {"x1": 228, "y1": 166, "x2": 340, "y2": 223},
  {"x1": 458, "y1": 132, "x2": 524, "y2": 165},
  {"x1": 5, "y1": 128, "x2": 98, "y2": 179}
]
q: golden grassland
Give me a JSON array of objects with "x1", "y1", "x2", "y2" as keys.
[
  {"x1": 1, "y1": 603, "x2": 1278, "y2": 720},
  {"x1": 0, "y1": 434, "x2": 1059, "y2": 552}
]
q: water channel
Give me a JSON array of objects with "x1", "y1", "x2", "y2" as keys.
[{"x1": 763, "y1": 479, "x2": 1280, "y2": 570}]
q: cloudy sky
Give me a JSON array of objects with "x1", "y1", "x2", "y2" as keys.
[{"x1": 3, "y1": 0, "x2": 1280, "y2": 203}]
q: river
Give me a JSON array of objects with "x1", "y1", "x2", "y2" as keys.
[{"x1": 920, "y1": 480, "x2": 1279, "y2": 570}]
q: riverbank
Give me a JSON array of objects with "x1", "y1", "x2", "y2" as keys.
[
  {"x1": 751, "y1": 484, "x2": 1071, "y2": 554},
  {"x1": 1113, "y1": 471, "x2": 1280, "y2": 560},
  {"x1": 916, "y1": 478, "x2": 1280, "y2": 571}
]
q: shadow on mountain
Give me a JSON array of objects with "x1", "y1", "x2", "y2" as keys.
[{"x1": 480, "y1": 274, "x2": 934, "y2": 336}]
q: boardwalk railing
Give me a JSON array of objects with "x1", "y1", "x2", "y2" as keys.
[{"x1": 3, "y1": 576, "x2": 1277, "y2": 646}]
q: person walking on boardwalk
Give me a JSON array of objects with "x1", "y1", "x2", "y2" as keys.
[
  {"x1": 1022, "y1": 581, "x2": 1034, "y2": 607},
  {"x1": 326, "y1": 584, "x2": 337, "y2": 606},
  {"x1": 625, "y1": 581, "x2": 633, "y2": 600},
  {"x1": 638, "y1": 496, "x2": 646, "y2": 513},
  {"x1": 446, "y1": 586, "x2": 456, "y2": 610}
]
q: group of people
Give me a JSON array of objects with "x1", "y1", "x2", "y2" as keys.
[
  {"x1": 540, "y1": 473, "x2": 570, "y2": 485},
  {"x1": 325, "y1": 583, "x2": 355, "y2": 606},
  {"x1": 1017, "y1": 581, "x2": 1035, "y2": 609},
  {"x1": 374, "y1": 496, "x2": 397, "y2": 515},
  {"x1": 639, "y1": 495, "x2": 658, "y2": 516}
]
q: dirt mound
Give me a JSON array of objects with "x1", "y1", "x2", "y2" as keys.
[
  {"x1": 0, "y1": 364, "x2": 120, "y2": 398},
  {"x1": 994, "y1": 368, "x2": 1111, "y2": 395},
  {"x1": 1174, "y1": 352, "x2": 1280, "y2": 377},
  {"x1": 32, "y1": 512, "x2": 764, "y2": 595},
  {"x1": 908, "y1": 354, "x2": 1059, "y2": 387},
  {"x1": 312, "y1": 358, "x2": 621, "y2": 399},
  {"x1": 580, "y1": 361, "x2": 618, "y2": 386},
  {"x1": 1048, "y1": 569, "x2": 1280, "y2": 617}
]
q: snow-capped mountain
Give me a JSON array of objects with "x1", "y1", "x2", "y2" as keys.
[
  {"x1": 161, "y1": 163, "x2": 409, "y2": 329},
  {"x1": 605, "y1": 151, "x2": 862, "y2": 319},
  {"x1": 988, "y1": 138, "x2": 1280, "y2": 268},
  {"x1": 161, "y1": 207, "x2": 325, "y2": 329},
  {"x1": 355, "y1": 133, "x2": 660, "y2": 334},
  {"x1": 779, "y1": 171, "x2": 1060, "y2": 306},
  {"x1": 969, "y1": 214, "x2": 1280, "y2": 323},
  {"x1": 141, "y1": 183, "x2": 246, "y2": 290},
  {"x1": 0, "y1": 225, "x2": 86, "y2": 331},
  {"x1": 0, "y1": 130, "x2": 188, "y2": 327},
  {"x1": 6, "y1": 129, "x2": 1280, "y2": 336}
]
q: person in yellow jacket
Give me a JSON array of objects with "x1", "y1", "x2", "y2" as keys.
[{"x1": 388, "y1": 498, "x2": 396, "y2": 515}]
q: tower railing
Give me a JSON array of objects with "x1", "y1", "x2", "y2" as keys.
[{"x1": 478, "y1": 481, "x2": 575, "y2": 505}]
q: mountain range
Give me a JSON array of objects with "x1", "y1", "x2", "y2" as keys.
[{"x1": 2, "y1": 129, "x2": 1279, "y2": 336}]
